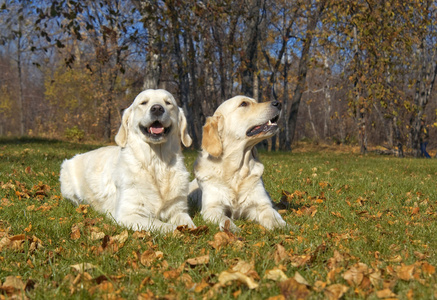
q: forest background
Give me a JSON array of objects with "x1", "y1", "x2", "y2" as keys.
[{"x1": 0, "y1": 0, "x2": 436, "y2": 156}]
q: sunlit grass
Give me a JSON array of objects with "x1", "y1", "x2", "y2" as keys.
[{"x1": 1, "y1": 138, "x2": 436, "y2": 299}]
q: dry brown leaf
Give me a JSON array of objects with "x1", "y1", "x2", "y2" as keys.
[
  {"x1": 90, "y1": 231, "x2": 106, "y2": 241},
  {"x1": 76, "y1": 204, "x2": 89, "y2": 214},
  {"x1": 265, "y1": 268, "x2": 288, "y2": 282},
  {"x1": 70, "y1": 224, "x2": 81, "y2": 240},
  {"x1": 293, "y1": 272, "x2": 310, "y2": 286},
  {"x1": 88, "y1": 281, "x2": 114, "y2": 296},
  {"x1": 178, "y1": 273, "x2": 194, "y2": 289},
  {"x1": 313, "y1": 280, "x2": 327, "y2": 292},
  {"x1": 208, "y1": 231, "x2": 237, "y2": 250},
  {"x1": 342, "y1": 263, "x2": 369, "y2": 286},
  {"x1": 369, "y1": 270, "x2": 383, "y2": 287},
  {"x1": 324, "y1": 284, "x2": 349, "y2": 300},
  {"x1": 70, "y1": 262, "x2": 97, "y2": 273},
  {"x1": 396, "y1": 264, "x2": 415, "y2": 281},
  {"x1": 231, "y1": 260, "x2": 259, "y2": 280},
  {"x1": 421, "y1": 262, "x2": 436, "y2": 275},
  {"x1": 186, "y1": 254, "x2": 210, "y2": 266},
  {"x1": 290, "y1": 254, "x2": 312, "y2": 267},
  {"x1": 163, "y1": 269, "x2": 180, "y2": 279},
  {"x1": 218, "y1": 271, "x2": 259, "y2": 289},
  {"x1": 112, "y1": 230, "x2": 128, "y2": 244},
  {"x1": 193, "y1": 280, "x2": 210, "y2": 293},
  {"x1": 278, "y1": 278, "x2": 310, "y2": 300},
  {"x1": 327, "y1": 250, "x2": 345, "y2": 270},
  {"x1": 138, "y1": 290, "x2": 155, "y2": 300},
  {"x1": 414, "y1": 251, "x2": 430, "y2": 260},
  {"x1": 266, "y1": 296, "x2": 285, "y2": 300},
  {"x1": 376, "y1": 288, "x2": 397, "y2": 299},
  {"x1": 274, "y1": 244, "x2": 289, "y2": 264},
  {"x1": 140, "y1": 250, "x2": 162, "y2": 267},
  {"x1": 3, "y1": 276, "x2": 25, "y2": 290}
]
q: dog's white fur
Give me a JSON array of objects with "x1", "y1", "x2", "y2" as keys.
[
  {"x1": 189, "y1": 96, "x2": 287, "y2": 232},
  {"x1": 60, "y1": 89, "x2": 196, "y2": 233}
]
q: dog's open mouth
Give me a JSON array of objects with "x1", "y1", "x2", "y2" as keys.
[
  {"x1": 140, "y1": 121, "x2": 171, "y2": 138},
  {"x1": 246, "y1": 115, "x2": 279, "y2": 137}
]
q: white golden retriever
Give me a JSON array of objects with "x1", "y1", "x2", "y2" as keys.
[
  {"x1": 60, "y1": 89, "x2": 196, "y2": 233},
  {"x1": 189, "y1": 96, "x2": 287, "y2": 232}
]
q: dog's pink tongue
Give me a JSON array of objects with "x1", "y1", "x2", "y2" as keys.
[{"x1": 150, "y1": 125, "x2": 164, "y2": 134}]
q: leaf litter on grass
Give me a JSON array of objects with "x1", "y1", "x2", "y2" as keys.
[{"x1": 1, "y1": 141, "x2": 437, "y2": 299}]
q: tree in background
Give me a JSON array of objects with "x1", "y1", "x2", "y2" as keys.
[{"x1": 0, "y1": 0, "x2": 436, "y2": 156}]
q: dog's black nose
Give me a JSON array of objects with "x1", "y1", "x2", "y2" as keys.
[
  {"x1": 271, "y1": 100, "x2": 282, "y2": 110},
  {"x1": 151, "y1": 104, "x2": 165, "y2": 116}
]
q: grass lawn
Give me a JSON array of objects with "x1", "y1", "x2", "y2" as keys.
[{"x1": 0, "y1": 137, "x2": 436, "y2": 299}]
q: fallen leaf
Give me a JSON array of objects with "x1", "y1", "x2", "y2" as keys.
[
  {"x1": 70, "y1": 262, "x2": 97, "y2": 273},
  {"x1": 396, "y1": 264, "x2": 415, "y2": 281},
  {"x1": 376, "y1": 288, "x2": 397, "y2": 299},
  {"x1": 290, "y1": 254, "x2": 312, "y2": 267},
  {"x1": 186, "y1": 254, "x2": 210, "y2": 266},
  {"x1": 112, "y1": 230, "x2": 128, "y2": 244},
  {"x1": 293, "y1": 272, "x2": 310, "y2": 286},
  {"x1": 88, "y1": 281, "x2": 114, "y2": 296},
  {"x1": 140, "y1": 250, "x2": 163, "y2": 267},
  {"x1": 3, "y1": 276, "x2": 25, "y2": 290},
  {"x1": 218, "y1": 271, "x2": 259, "y2": 289},
  {"x1": 324, "y1": 284, "x2": 348, "y2": 300},
  {"x1": 342, "y1": 263, "x2": 369, "y2": 286},
  {"x1": 421, "y1": 262, "x2": 436, "y2": 275},
  {"x1": 265, "y1": 268, "x2": 288, "y2": 282},
  {"x1": 208, "y1": 231, "x2": 238, "y2": 250},
  {"x1": 274, "y1": 244, "x2": 289, "y2": 264},
  {"x1": 278, "y1": 278, "x2": 310, "y2": 300},
  {"x1": 70, "y1": 224, "x2": 81, "y2": 240}
]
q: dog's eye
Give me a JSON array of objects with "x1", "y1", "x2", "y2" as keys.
[
  {"x1": 165, "y1": 100, "x2": 171, "y2": 105},
  {"x1": 140, "y1": 101, "x2": 148, "y2": 105},
  {"x1": 239, "y1": 101, "x2": 248, "y2": 107}
]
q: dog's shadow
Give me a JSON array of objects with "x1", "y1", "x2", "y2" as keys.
[{"x1": 274, "y1": 190, "x2": 306, "y2": 211}]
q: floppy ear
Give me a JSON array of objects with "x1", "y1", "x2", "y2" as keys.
[
  {"x1": 178, "y1": 107, "x2": 192, "y2": 147},
  {"x1": 115, "y1": 106, "x2": 132, "y2": 147},
  {"x1": 202, "y1": 115, "x2": 223, "y2": 157}
]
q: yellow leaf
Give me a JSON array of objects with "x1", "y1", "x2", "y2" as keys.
[
  {"x1": 376, "y1": 288, "x2": 397, "y2": 299},
  {"x1": 324, "y1": 284, "x2": 348, "y2": 300},
  {"x1": 218, "y1": 271, "x2": 259, "y2": 289},
  {"x1": 264, "y1": 268, "x2": 288, "y2": 282},
  {"x1": 70, "y1": 262, "x2": 97, "y2": 273},
  {"x1": 186, "y1": 254, "x2": 210, "y2": 266}
]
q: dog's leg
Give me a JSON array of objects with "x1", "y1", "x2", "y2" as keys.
[
  {"x1": 116, "y1": 214, "x2": 177, "y2": 233},
  {"x1": 160, "y1": 197, "x2": 196, "y2": 229},
  {"x1": 199, "y1": 184, "x2": 240, "y2": 232},
  {"x1": 244, "y1": 181, "x2": 287, "y2": 230}
]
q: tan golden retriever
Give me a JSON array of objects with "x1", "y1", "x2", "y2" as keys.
[
  {"x1": 60, "y1": 89, "x2": 196, "y2": 233},
  {"x1": 189, "y1": 96, "x2": 287, "y2": 232}
]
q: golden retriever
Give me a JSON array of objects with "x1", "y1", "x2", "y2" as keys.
[
  {"x1": 60, "y1": 89, "x2": 196, "y2": 233},
  {"x1": 189, "y1": 96, "x2": 287, "y2": 232}
]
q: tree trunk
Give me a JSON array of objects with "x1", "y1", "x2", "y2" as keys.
[
  {"x1": 410, "y1": 38, "x2": 437, "y2": 157},
  {"x1": 284, "y1": 1, "x2": 325, "y2": 151},
  {"x1": 241, "y1": 0, "x2": 263, "y2": 97},
  {"x1": 17, "y1": 20, "x2": 25, "y2": 136},
  {"x1": 167, "y1": 0, "x2": 199, "y2": 148}
]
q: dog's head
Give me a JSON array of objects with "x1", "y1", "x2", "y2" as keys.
[
  {"x1": 115, "y1": 89, "x2": 192, "y2": 148},
  {"x1": 201, "y1": 96, "x2": 281, "y2": 157}
]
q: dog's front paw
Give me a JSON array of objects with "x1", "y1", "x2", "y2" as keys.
[
  {"x1": 258, "y1": 209, "x2": 287, "y2": 230},
  {"x1": 171, "y1": 213, "x2": 196, "y2": 229}
]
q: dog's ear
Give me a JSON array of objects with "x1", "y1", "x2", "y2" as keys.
[
  {"x1": 115, "y1": 106, "x2": 132, "y2": 147},
  {"x1": 202, "y1": 115, "x2": 223, "y2": 157},
  {"x1": 178, "y1": 107, "x2": 192, "y2": 147}
]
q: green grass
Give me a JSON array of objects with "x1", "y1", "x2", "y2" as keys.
[{"x1": 1, "y1": 137, "x2": 436, "y2": 299}]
